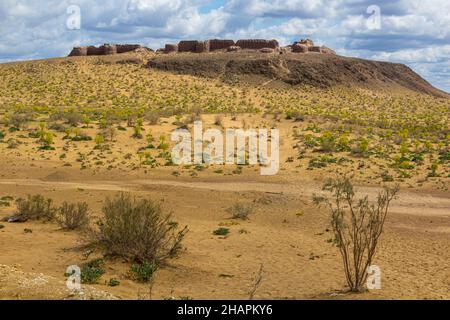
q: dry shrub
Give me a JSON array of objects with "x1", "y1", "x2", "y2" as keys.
[
  {"x1": 313, "y1": 177, "x2": 399, "y2": 292},
  {"x1": 226, "y1": 202, "x2": 255, "y2": 220},
  {"x1": 90, "y1": 193, "x2": 188, "y2": 264},
  {"x1": 64, "y1": 112, "x2": 82, "y2": 127},
  {"x1": 145, "y1": 110, "x2": 160, "y2": 125},
  {"x1": 9, "y1": 113, "x2": 31, "y2": 129},
  {"x1": 57, "y1": 201, "x2": 90, "y2": 230},
  {"x1": 14, "y1": 194, "x2": 56, "y2": 221}
]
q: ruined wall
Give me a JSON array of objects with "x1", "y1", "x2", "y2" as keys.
[
  {"x1": 68, "y1": 47, "x2": 88, "y2": 56},
  {"x1": 292, "y1": 44, "x2": 308, "y2": 53},
  {"x1": 195, "y1": 40, "x2": 210, "y2": 53},
  {"x1": 87, "y1": 46, "x2": 104, "y2": 56},
  {"x1": 178, "y1": 41, "x2": 199, "y2": 53},
  {"x1": 298, "y1": 39, "x2": 314, "y2": 47},
  {"x1": 308, "y1": 46, "x2": 322, "y2": 53},
  {"x1": 165, "y1": 44, "x2": 178, "y2": 53},
  {"x1": 209, "y1": 39, "x2": 235, "y2": 51},
  {"x1": 116, "y1": 44, "x2": 142, "y2": 54},
  {"x1": 236, "y1": 39, "x2": 279, "y2": 50},
  {"x1": 101, "y1": 44, "x2": 117, "y2": 55},
  {"x1": 68, "y1": 44, "x2": 143, "y2": 56}
]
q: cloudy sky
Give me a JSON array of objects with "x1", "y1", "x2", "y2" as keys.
[{"x1": 0, "y1": 0, "x2": 449, "y2": 92}]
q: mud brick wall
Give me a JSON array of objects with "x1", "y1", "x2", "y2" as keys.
[
  {"x1": 209, "y1": 39, "x2": 235, "y2": 51},
  {"x1": 236, "y1": 39, "x2": 279, "y2": 50},
  {"x1": 116, "y1": 44, "x2": 142, "y2": 54},
  {"x1": 195, "y1": 40, "x2": 210, "y2": 53},
  {"x1": 165, "y1": 44, "x2": 178, "y2": 53},
  {"x1": 178, "y1": 41, "x2": 199, "y2": 52},
  {"x1": 68, "y1": 47, "x2": 88, "y2": 56}
]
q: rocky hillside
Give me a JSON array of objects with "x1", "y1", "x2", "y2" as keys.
[{"x1": 147, "y1": 52, "x2": 449, "y2": 98}]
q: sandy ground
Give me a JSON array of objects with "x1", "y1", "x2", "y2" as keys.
[{"x1": 0, "y1": 160, "x2": 448, "y2": 300}]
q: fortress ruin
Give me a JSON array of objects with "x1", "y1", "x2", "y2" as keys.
[
  {"x1": 68, "y1": 38, "x2": 335, "y2": 57},
  {"x1": 68, "y1": 44, "x2": 150, "y2": 57}
]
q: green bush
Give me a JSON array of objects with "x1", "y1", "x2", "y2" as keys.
[
  {"x1": 81, "y1": 259, "x2": 105, "y2": 284},
  {"x1": 130, "y1": 260, "x2": 159, "y2": 282},
  {"x1": 319, "y1": 131, "x2": 336, "y2": 153},
  {"x1": 213, "y1": 227, "x2": 230, "y2": 236}
]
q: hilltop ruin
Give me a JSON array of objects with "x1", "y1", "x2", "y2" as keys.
[
  {"x1": 68, "y1": 44, "x2": 152, "y2": 57},
  {"x1": 162, "y1": 38, "x2": 334, "y2": 55},
  {"x1": 68, "y1": 38, "x2": 336, "y2": 57}
]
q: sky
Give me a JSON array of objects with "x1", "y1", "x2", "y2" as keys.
[{"x1": 0, "y1": 0, "x2": 449, "y2": 92}]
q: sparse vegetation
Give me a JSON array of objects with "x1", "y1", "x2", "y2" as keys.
[
  {"x1": 80, "y1": 259, "x2": 106, "y2": 284},
  {"x1": 313, "y1": 177, "x2": 399, "y2": 292},
  {"x1": 57, "y1": 201, "x2": 90, "y2": 230},
  {"x1": 14, "y1": 194, "x2": 56, "y2": 222},
  {"x1": 131, "y1": 260, "x2": 159, "y2": 282},
  {"x1": 89, "y1": 193, "x2": 188, "y2": 265},
  {"x1": 226, "y1": 202, "x2": 255, "y2": 220},
  {"x1": 213, "y1": 227, "x2": 230, "y2": 236}
]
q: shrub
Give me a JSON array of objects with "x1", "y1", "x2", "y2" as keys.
[
  {"x1": 80, "y1": 259, "x2": 105, "y2": 284},
  {"x1": 108, "y1": 278, "x2": 120, "y2": 287},
  {"x1": 39, "y1": 132, "x2": 55, "y2": 150},
  {"x1": 48, "y1": 122, "x2": 67, "y2": 132},
  {"x1": 57, "y1": 201, "x2": 90, "y2": 230},
  {"x1": 15, "y1": 194, "x2": 56, "y2": 221},
  {"x1": 95, "y1": 134, "x2": 105, "y2": 146},
  {"x1": 90, "y1": 193, "x2": 188, "y2": 265},
  {"x1": 226, "y1": 203, "x2": 254, "y2": 220},
  {"x1": 428, "y1": 163, "x2": 439, "y2": 177},
  {"x1": 292, "y1": 111, "x2": 305, "y2": 122},
  {"x1": 145, "y1": 110, "x2": 160, "y2": 125},
  {"x1": 351, "y1": 138, "x2": 369, "y2": 157},
  {"x1": 313, "y1": 177, "x2": 399, "y2": 292},
  {"x1": 132, "y1": 124, "x2": 143, "y2": 139},
  {"x1": 64, "y1": 111, "x2": 82, "y2": 127},
  {"x1": 130, "y1": 260, "x2": 159, "y2": 282},
  {"x1": 70, "y1": 134, "x2": 92, "y2": 142},
  {"x1": 9, "y1": 113, "x2": 30, "y2": 129},
  {"x1": 7, "y1": 138, "x2": 18, "y2": 149},
  {"x1": 213, "y1": 227, "x2": 230, "y2": 236},
  {"x1": 319, "y1": 131, "x2": 336, "y2": 152}
]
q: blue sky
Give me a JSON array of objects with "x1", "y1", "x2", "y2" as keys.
[{"x1": 0, "y1": 0, "x2": 449, "y2": 92}]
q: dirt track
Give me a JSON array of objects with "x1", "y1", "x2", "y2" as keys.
[{"x1": 0, "y1": 178, "x2": 448, "y2": 217}]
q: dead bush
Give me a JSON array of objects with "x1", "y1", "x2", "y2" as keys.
[
  {"x1": 57, "y1": 201, "x2": 90, "y2": 230},
  {"x1": 313, "y1": 177, "x2": 399, "y2": 292},
  {"x1": 89, "y1": 193, "x2": 188, "y2": 265},
  {"x1": 9, "y1": 113, "x2": 31, "y2": 129}
]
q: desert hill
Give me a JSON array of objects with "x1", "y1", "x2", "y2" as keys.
[
  {"x1": 147, "y1": 52, "x2": 449, "y2": 98},
  {"x1": 0, "y1": 44, "x2": 449, "y2": 301},
  {"x1": 64, "y1": 39, "x2": 448, "y2": 98}
]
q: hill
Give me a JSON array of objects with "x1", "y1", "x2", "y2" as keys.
[{"x1": 147, "y1": 52, "x2": 448, "y2": 98}]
